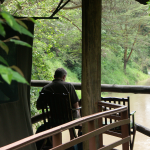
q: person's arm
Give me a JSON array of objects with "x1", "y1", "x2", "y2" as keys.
[
  {"x1": 73, "y1": 101, "x2": 81, "y2": 117},
  {"x1": 69, "y1": 83, "x2": 81, "y2": 117},
  {"x1": 73, "y1": 101, "x2": 79, "y2": 109}
]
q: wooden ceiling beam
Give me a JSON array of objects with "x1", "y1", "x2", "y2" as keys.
[{"x1": 0, "y1": 0, "x2": 4, "y2": 4}]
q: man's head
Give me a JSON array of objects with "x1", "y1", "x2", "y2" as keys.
[{"x1": 54, "y1": 68, "x2": 67, "y2": 81}]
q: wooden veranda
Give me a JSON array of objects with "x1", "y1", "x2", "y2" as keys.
[
  {"x1": 1, "y1": 101, "x2": 130, "y2": 150},
  {"x1": 0, "y1": 0, "x2": 150, "y2": 150}
]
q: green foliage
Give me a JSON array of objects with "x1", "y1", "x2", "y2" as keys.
[
  {"x1": 0, "y1": 8, "x2": 35, "y2": 84},
  {"x1": 0, "y1": 64, "x2": 29, "y2": 84},
  {"x1": 1, "y1": 11, "x2": 33, "y2": 37},
  {"x1": 142, "y1": 66, "x2": 148, "y2": 74},
  {"x1": 0, "y1": 55, "x2": 8, "y2": 66},
  {"x1": 3, "y1": 1, "x2": 150, "y2": 121},
  {"x1": 102, "y1": 0, "x2": 150, "y2": 72},
  {"x1": 0, "y1": 40, "x2": 9, "y2": 54},
  {"x1": 10, "y1": 39, "x2": 32, "y2": 47},
  {"x1": 101, "y1": 46, "x2": 149, "y2": 85}
]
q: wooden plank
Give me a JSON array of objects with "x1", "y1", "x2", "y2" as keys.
[
  {"x1": 88, "y1": 121, "x2": 96, "y2": 150},
  {"x1": 31, "y1": 80, "x2": 81, "y2": 90},
  {"x1": 31, "y1": 111, "x2": 50, "y2": 124},
  {"x1": 98, "y1": 101, "x2": 123, "y2": 108},
  {"x1": 31, "y1": 103, "x2": 126, "y2": 125},
  {"x1": 98, "y1": 136, "x2": 131, "y2": 150},
  {"x1": 121, "y1": 111, "x2": 129, "y2": 150},
  {"x1": 136, "y1": 123, "x2": 150, "y2": 136},
  {"x1": 98, "y1": 105, "x2": 103, "y2": 148},
  {"x1": 50, "y1": 119, "x2": 130, "y2": 150},
  {"x1": 105, "y1": 115, "x2": 121, "y2": 120},
  {"x1": 52, "y1": 133, "x2": 62, "y2": 148},
  {"x1": 101, "y1": 97, "x2": 128, "y2": 102},
  {"x1": 31, "y1": 80, "x2": 150, "y2": 94},
  {"x1": 104, "y1": 131, "x2": 122, "y2": 138}
]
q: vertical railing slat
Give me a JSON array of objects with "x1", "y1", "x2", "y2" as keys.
[
  {"x1": 52, "y1": 133, "x2": 62, "y2": 148},
  {"x1": 88, "y1": 120, "x2": 96, "y2": 150},
  {"x1": 121, "y1": 110, "x2": 129, "y2": 150},
  {"x1": 98, "y1": 104, "x2": 103, "y2": 148}
]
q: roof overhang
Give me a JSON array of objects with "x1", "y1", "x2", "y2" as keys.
[
  {"x1": 0, "y1": 0, "x2": 149, "y2": 5},
  {"x1": 135, "y1": 0, "x2": 149, "y2": 4},
  {"x1": 0, "y1": 0, "x2": 4, "y2": 4}
]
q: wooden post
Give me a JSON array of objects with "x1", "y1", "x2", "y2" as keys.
[
  {"x1": 121, "y1": 110, "x2": 129, "y2": 150},
  {"x1": 52, "y1": 133, "x2": 62, "y2": 148},
  {"x1": 88, "y1": 121, "x2": 96, "y2": 150},
  {"x1": 82, "y1": 0, "x2": 102, "y2": 149},
  {"x1": 98, "y1": 105, "x2": 103, "y2": 148}
]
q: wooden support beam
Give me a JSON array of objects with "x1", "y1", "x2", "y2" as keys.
[
  {"x1": 101, "y1": 84, "x2": 150, "y2": 94},
  {"x1": 31, "y1": 80, "x2": 81, "y2": 90},
  {"x1": 136, "y1": 123, "x2": 150, "y2": 136},
  {"x1": 0, "y1": 0, "x2": 4, "y2": 4},
  {"x1": 82, "y1": 0, "x2": 102, "y2": 149},
  {"x1": 88, "y1": 121, "x2": 96, "y2": 150},
  {"x1": 121, "y1": 111, "x2": 129, "y2": 150},
  {"x1": 98, "y1": 105, "x2": 103, "y2": 148}
]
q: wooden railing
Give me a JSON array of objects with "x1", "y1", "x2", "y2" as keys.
[
  {"x1": 1, "y1": 102, "x2": 130, "y2": 150},
  {"x1": 31, "y1": 80, "x2": 150, "y2": 94},
  {"x1": 31, "y1": 80, "x2": 150, "y2": 137}
]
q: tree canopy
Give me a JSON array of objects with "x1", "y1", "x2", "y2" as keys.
[{"x1": 1, "y1": 0, "x2": 150, "y2": 117}]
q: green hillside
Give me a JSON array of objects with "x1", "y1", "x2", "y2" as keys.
[{"x1": 101, "y1": 47, "x2": 149, "y2": 85}]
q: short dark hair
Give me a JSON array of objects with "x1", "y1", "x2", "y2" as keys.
[{"x1": 54, "y1": 68, "x2": 67, "y2": 78}]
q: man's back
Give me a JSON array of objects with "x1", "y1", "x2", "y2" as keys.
[
  {"x1": 37, "y1": 79, "x2": 79, "y2": 110},
  {"x1": 36, "y1": 68, "x2": 81, "y2": 119}
]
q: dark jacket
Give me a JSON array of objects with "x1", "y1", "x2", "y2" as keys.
[{"x1": 36, "y1": 79, "x2": 79, "y2": 112}]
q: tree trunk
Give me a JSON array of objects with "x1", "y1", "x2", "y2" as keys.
[
  {"x1": 124, "y1": 22, "x2": 128, "y2": 74},
  {"x1": 82, "y1": 0, "x2": 102, "y2": 149},
  {"x1": 124, "y1": 59, "x2": 127, "y2": 74}
]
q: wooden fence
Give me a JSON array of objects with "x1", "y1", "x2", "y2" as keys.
[
  {"x1": 31, "y1": 80, "x2": 150, "y2": 137},
  {"x1": 1, "y1": 102, "x2": 130, "y2": 150}
]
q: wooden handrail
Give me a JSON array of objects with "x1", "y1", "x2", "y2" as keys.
[
  {"x1": 31, "y1": 80, "x2": 81, "y2": 90},
  {"x1": 98, "y1": 101, "x2": 123, "y2": 108},
  {"x1": 31, "y1": 80, "x2": 150, "y2": 94},
  {"x1": 1, "y1": 102, "x2": 129, "y2": 150},
  {"x1": 31, "y1": 111, "x2": 50, "y2": 124},
  {"x1": 51, "y1": 119, "x2": 130, "y2": 150},
  {"x1": 31, "y1": 101, "x2": 125, "y2": 124}
]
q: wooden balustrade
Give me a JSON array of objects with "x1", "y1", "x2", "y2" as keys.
[
  {"x1": 1, "y1": 102, "x2": 130, "y2": 150},
  {"x1": 31, "y1": 80, "x2": 150, "y2": 138}
]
